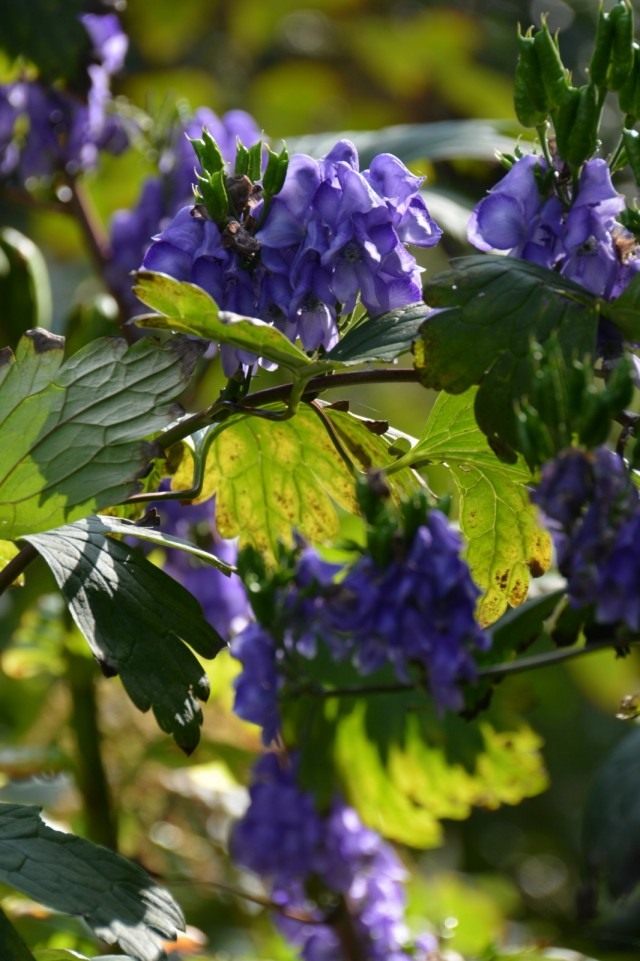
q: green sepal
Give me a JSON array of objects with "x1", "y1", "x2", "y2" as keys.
[
  {"x1": 534, "y1": 19, "x2": 571, "y2": 109},
  {"x1": 247, "y1": 140, "x2": 263, "y2": 182},
  {"x1": 189, "y1": 127, "x2": 225, "y2": 175},
  {"x1": 608, "y1": 0, "x2": 635, "y2": 91},
  {"x1": 589, "y1": 3, "x2": 614, "y2": 87},
  {"x1": 234, "y1": 140, "x2": 250, "y2": 176},
  {"x1": 554, "y1": 84, "x2": 599, "y2": 169},
  {"x1": 262, "y1": 144, "x2": 290, "y2": 199},
  {"x1": 620, "y1": 52, "x2": 640, "y2": 124},
  {"x1": 514, "y1": 29, "x2": 549, "y2": 127},
  {"x1": 195, "y1": 168, "x2": 230, "y2": 224}
]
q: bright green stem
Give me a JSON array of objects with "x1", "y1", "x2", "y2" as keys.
[
  {"x1": 0, "y1": 906, "x2": 38, "y2": 961},
  {"x1": 66, "y1": 648, "x2": 118, "y2": 850}
]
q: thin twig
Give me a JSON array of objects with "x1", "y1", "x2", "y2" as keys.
[
  {"x1": 289, "y1": 637, "x2": 638, "y2": 700},
  {"x1": 157, "y1": 367, "x2": 422, "y2": 450},
  {"x1": 0, "y1": 543, "x2": 38, "y2": 597}
]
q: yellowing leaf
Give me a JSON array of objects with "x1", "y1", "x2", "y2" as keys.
[
  {"x1": 173, "y1": 406, "x2": 358, "y2": 557},
  {"x1": 397, "y1": 388, "x2": 551, "y2": 625},
  {"x1": 334, "y1": 703, "x2": 547, "y2": 848}
]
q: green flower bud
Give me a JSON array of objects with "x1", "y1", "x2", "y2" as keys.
[
  {"x1": 589, "y1": 4, "x2": 614, "y2": 87},
  {"x1": 608, "y1": 0, "x2": 635, "y2": 91},
  {"x1": 514, "y1": 28, "x2": 550, "y2": 127}
]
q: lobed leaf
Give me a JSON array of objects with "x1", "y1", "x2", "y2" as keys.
[
  {"x1": 25, "y1": 517, "x2": 224, "y2": 753},
  {"x1": 0, "y1": 329, "x2": 202, "y2": 539},
  {"x1": 417, "y1": 255, "x2": 599, "y2": 458},
  {"x1": 396, "y1": 389, "x2": 551, "y2": 625},
  {"x1": 327, "y1": 302, "x2": 431, "y2": 364},
  {"x1": 133, "y1": 271, "x2": 314, "y2": 373},
  {"x1": 170, "y1": 406, "x2": 359, "y2": 558},
  {"x1": 0, "y1": 803, "x2": 184, "y2": 961}
]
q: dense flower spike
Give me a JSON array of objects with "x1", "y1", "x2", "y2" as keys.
[
  {"x1": 229, "y1": 504, "x2": 489, "y2": 744},
  {"x1": 325, "y1": 510, "x2": 489, "y2": 708},
  {"x1": 532, "y1": 447, "x2": 638, "y2": 609},
  {"x1": 142, "y1": 138, "x2": 441, "y2": 371},
  {"x1": 231, "y1": 754, "x2": 438, "y2": 961},
  {"x1": 468, "y1": 155, "x2": 640, "y2": 299},
  {"x1": 106, "y1": 108, "x2": 261, "y2": 313},
  {"x1": 0, "y1": 11, "x2": 129, "y2": 182}
]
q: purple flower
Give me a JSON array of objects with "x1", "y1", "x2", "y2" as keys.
[
  {"x1": 147, "y1": 494, "x2": 250, "y2": 642},
  {"x1": 230, "y1": 753, "x2": 324, "y2": 885},
  {"x1": 532, "y1": 447, "x2": 638, "y2": 608},
  {"x1": 596, "y1": 512, "x2": 640, "y2": 630},
  {"x1": 232, "y1": 756, "x2": 436, "y2": 961},
  {"x1": 0, "y1": 12, "x2": 130, "y2": 184},
  {"x1": 231, "y1": 624, "x2": 282, "y2": 745},
  {"x1": 110, "y1": 110, "x2": 260, "y2": 316},
  {"x1": 469, "y1": 155, "x2": 640, "y2": 300},
  {"x1": 142, "y1": 138, "x2": 441, "y2": 371},
  {"x1": 324, "y1": 511, "x2": 489, "y2": 710}
]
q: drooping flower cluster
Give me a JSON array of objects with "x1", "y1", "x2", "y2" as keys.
[
  {"x1": 106, "y1": 108, "x2": 261, "y2": 313},
  {"x1": 532, "y1": 447, "x2": 640, "y2": 622},
  {"x1": 142, "y1": 139, "x2": 441, "y2": 371},
  {"x1": 231, "y1": 753, "x2": 438, "y2": 961},
  {"x1": 0, "y1": 12, "x2": 129, "y2": 182},
  {"x1": 468, "y1": 155, "x2": 640, "y2": 300},
  {"x1": 146, "y1": 494, "x2": 250, "y2": 642},
  {"x1": 230, "y1": 505, "x2": 489, "y2": 744}
]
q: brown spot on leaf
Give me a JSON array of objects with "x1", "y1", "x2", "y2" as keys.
[{"x1": 25, "y1": 328, "x2": 64, "y2": 353}]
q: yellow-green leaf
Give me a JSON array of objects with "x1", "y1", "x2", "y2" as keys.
[
  {"x1": 396, "y1": 388, "x2": 551, "y2": 625},
  {"x1": 0, "y1": 538, "x2": 21, "y2": 585},
  {"x1": 133, "y1": 270, "x2": 315, "y2": 373},
  {"x1": 333, "y1": 702, "x2": 547, "y2": 848},
  {"x1": 172, "y1": 406, "x2": 358, "y2": 557}
]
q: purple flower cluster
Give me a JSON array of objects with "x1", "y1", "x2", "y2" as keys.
[
  {"x1": 0, "y1": 12, "x2": 129, "y2": 181},
  {"x1": 148, "y1": 494, "x2": 250, "y2": 642},
  {"x1": 106, "y1": 108, "x2": 261, "y2": 313},
  {"x1": 230, "y1": 509, "x2": 488, "y2": 743},
  {"x1": 142, "y1": 139, "x2": 441, "y2": 372},
  {"x1": 231, "y1": 753, "x2": 437, "y2": 961},
  {"x1": 325, "y1": 510, "x2": 489, "y2": 708},
  {"x1": 468, "y1": 155, "x2": 640, "y2": 299},
  {"x1": 532, "y1": 447, "x2": 640, "y2": 617}
]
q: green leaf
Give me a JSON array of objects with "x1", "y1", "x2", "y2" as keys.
[
  {"x1": 335, "y1": 706, "x2": 547, "y2": 847},
  {"x1": 0, "y1": 802, "x2": 184, "y2": 961},
  {"x1": 24, "y1": 517, "x2": 224, "y2": 753},
  {"x1": 417, "y1": 256, "x2": 599, "y2": 458},
  {"x1": 133, "y1": 271, "x2": 314, "y2": 373},
  {"x1": 582, "y1": 727, "x2": 640, "y2": 902},
  {"x1": 485, "y1": 588, "x2": 566, "y2": 663},
  {"x1": 0, "y1": 330, "x2": 202, "y2": 539},
  {"x1": 0, "y1": 0, "x2": 92, "y2": 93},
  {"x1": 91, "y1": 513, "x2": 235, "y2": 575},
  {"x1": 292, "y1": 691, "x2": 547, "y2": 848},
  {"x1": 327, "y1": 303, "x2": 431, "y2": 364},
  {"x1": 287, "y1": 119, "x2": 526, "y2": 166},
  {"x1": 396, "y1": 389, "x2": 552, "y2": 625},
  {"x1": 0, "y1": 228, "x2": 52, "y2": 346},
  {"x1": 171, "y1": 406, "x2": 358, "y2": 558},
  {"x1": 601, "y1": 270, "x2": 640, "y2": 340}
]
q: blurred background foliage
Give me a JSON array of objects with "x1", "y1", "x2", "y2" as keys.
[{"x1": 2, "y1": 0, "x2": 640, "y2": 959}]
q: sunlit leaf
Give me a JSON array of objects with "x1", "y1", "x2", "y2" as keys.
[
  {"x1": 0, "y1": 330, "x2": 202, "y2": 539},
  {"x1": 133, "y1": 271, "x2": 314, "y2": 373},
  {"x1": 25, "y1": 517, "x2": 224, "y2": 753},
  {"x1": 395, "y1": 389, "x2": 552, "y2": 625},
  {"x1": 171, "y1": 406, "x2": 358, "y2": 558},
  {"x1": 0, "y1": 803, "x2": 184, "y2": 961}
]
